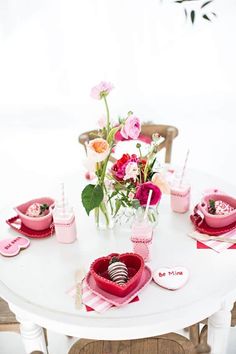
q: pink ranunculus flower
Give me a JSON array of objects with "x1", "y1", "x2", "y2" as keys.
[
  {"x1": 124, "y1": 161, "x2": 139, "y2": 181},
  {"x1": 90, "y1": 81, "x2": 114, "y2": 100},
  {"x1": 86, "y1": 138, "x2": 110, "y2": 162},
  {"x1": 120, "y1": 115, "x2": 141, "y2": 140},
  {"x1": 135, "y1": 182, "x2": 162, "y2": 206}
]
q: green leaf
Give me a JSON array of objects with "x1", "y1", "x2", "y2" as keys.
[
  {"x1": 107, "y1": 126, "x2": 120, "y2": 145},
  {"x1": 201, "y1": 0, "x2": 213, "y2": 9},
  {"x1": 81, "y1": 184, "x2": 104, "y2": 215},
  {"x1": 203, "y1": 14, "x2": 211, "y2": 21},
  {"x1": 190, "y1": 10, "x2": 195, "y2": 24},
  {"x1": 114, "y1": 199, "x2": 122, "y2": 216}
]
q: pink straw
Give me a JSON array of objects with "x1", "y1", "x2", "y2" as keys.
[
  {"x1": 179, "y1": 149, "x2": 190, "y2": 187},
  {"x1": 61, "y1": 182, "x2": 65, "y2": 215}
]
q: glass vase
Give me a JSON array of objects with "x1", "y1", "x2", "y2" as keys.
[
  {"x1": 113, "y1": 204, "x2": 159, "y2": 230},
  {"x1": 94, "y1": 199, "x2": 114, "y2": 230}
]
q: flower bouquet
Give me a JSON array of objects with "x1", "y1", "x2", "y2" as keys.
[{"x1": 81, "y1": 82, "x2": 166, "y2": 229}]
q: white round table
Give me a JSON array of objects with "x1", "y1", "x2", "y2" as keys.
[{"x1": 0, "y1": 170, "x2": 236, "y2": 354}]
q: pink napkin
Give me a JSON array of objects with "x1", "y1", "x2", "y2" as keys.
[
  {"x1": 197, "y1": 229, "x2": 236, "y2": 252},
  {"x1": 67, "y1": 280, "x2": 139, "y2": 313}
]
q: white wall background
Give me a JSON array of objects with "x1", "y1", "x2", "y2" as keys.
[{"x1": 0, "y1": 0, "x2": 235, "y2": 205}]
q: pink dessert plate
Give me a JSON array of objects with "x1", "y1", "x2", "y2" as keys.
[
  {"x1": 190, "y1": 205, "x2": 236, "y2": 236},
  {"x1": 85, "y1": 265, "x2": 152, "y2": 307},
  {"x1": 6, "y1": 215, "x2": 55, "y2": 239}
]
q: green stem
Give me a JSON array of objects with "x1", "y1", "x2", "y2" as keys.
[
  {"x1": 103, "y1": 95, "x2": 110, "y2": 137},
  {"x1": 104, "y1": 183, "x2": 113, "y2": 214},
  {"x1": 95, "y1": 207, "x2": 100, "y2": 227},
  {"x1": 100, "y1": 201, "x2": 110, "y2": 226},
  {"x1": 100, "y1": 151, "x2": 112, "y2": 184}
]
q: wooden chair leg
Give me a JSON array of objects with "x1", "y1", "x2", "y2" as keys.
[
  {"x1": 165, "y1": 127, "x2": 175, "y2": 163},
  {"x1": 189, "y1": 323, "x2": 200, "y2": 346}
]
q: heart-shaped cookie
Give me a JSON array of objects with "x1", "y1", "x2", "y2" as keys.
[
  {"x1": 153, "y1": 266, "x2": 189, "y2": 290},
  {"x1": 0, "y1": 236, "x2": 30, "y2": 257}
]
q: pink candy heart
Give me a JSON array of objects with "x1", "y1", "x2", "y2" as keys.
[
  {"x1": 153, "y1": 266, "x2": 189, "y2": 290},
  {"x1": 0, "y1": 237, "x2": 30, "y2": 257}
]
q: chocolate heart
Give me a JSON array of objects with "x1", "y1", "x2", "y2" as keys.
[
  {"x1": 153, "y1": 266, "x2": 189, "y2": 290},
  {"x1": 90, "y1": 253, "x2": 144, "y2": 297}
]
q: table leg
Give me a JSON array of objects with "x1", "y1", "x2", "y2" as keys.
[
  {"x1": 207, "y1": 301, "x2": 233, "y2": 354},
  {"x1": 16, "y1": 316, "x2": 48, "y2": 354}
]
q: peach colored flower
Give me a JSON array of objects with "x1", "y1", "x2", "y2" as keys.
[
  {"x1": 120, "y1": 115, "x2": 141, "y2": 140},
  {"x1": 152, "y1": 173, "x2": 170, "y2": 194},
  {"x1": 90, "y1": 81, "x2": 114, "y2": 100},
  {"x1": 87, "y1": 138, "x2": 110, "y2": 162}
]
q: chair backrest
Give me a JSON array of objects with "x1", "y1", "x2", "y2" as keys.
[
  {"x1": 68, "y1": 333, "x2": 210, "y2": 354},
  {"x1": 78, "y1": 124, "x2": 178, "y2": 164}
]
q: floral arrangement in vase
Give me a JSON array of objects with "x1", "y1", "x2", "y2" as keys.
[{"x1": 81, "y1": 81, "x2": 167, "y2": 229}]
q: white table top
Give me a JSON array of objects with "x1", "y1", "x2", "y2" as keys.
[{"x1": 0, "y1": 170, "x2": 236, "y2": 340}]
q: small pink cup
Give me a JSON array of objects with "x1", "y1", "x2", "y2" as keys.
[
  {"x1": 131, "y1": 221, "x2": 153, "y2": 262},
  {"x1": 53, "y1": 215, "x2": 77, "y2": 243},
  {"x1": 171, "y1": 185, "x2": 191, "y2": 213}
]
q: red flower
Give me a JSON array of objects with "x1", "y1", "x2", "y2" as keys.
[
  {"x1": 112, "y1": 154, "x2": 138, "y2": 181},
  {"x1": 135, "y1": 182, "x2": 162, "y2": 206}
]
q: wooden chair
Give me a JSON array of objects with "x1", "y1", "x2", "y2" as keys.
[
  {"x1": 189, "y1": 302, "x2": 236, "y2": 347},
  {"x1": 0, "y1": 297, "x2": 48, "y2": 349},
  {"x1": 0, "y1": 298, "x2": 19, "y2": 333},
  {"x1": 68, "y1": 333, "x2": 210, "y2": 354},
  {"x1": 78, "y1": 124, "x2": 178, "y2": 164}
]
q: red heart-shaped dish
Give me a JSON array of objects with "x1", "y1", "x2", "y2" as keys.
[{"x1": 90, "y1": 253, "x2": 144, "y2": 297}]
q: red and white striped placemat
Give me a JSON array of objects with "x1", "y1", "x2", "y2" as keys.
[{"x1": 197, "y1": 229, "x2": 236, "y2": 253}]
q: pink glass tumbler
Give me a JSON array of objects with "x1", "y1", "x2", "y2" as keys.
[
  {"x1": 171, "y1": 182, "x2": 191, "y2": 213},
  {"x1": 52, "y1": 202, "x2": 77, "y2": 244},
  {"x1": 131, "y1": 219, "x2": 153, "y2": 262}
]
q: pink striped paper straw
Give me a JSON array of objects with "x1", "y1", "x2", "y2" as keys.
[{"x1": 179, "y1": 149, "x2": 190, "y2": 187}]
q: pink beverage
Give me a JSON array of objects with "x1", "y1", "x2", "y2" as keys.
[
  {"x1": 171, "y1": 183, "x2": 191, "y2": 213},
  {"x1": 131, "y1": 220, "x2": 153, "y2": 262},
  {"x1": 52, "y1": 202, "x2": 77, "y2": 243}
]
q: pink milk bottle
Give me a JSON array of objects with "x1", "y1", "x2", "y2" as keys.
[
  {"x1": 131, "y1": 210, "x2": 153, "y2": 262},
  {"x1": 53, "y1": 200, "x2": 77, "y2": 243},
  {"x1": 170, "y1": 173, "x2": 191, "y2": 213},
  {"x1": 52, "y1": 183, "x2": 77, "y2": 243}
]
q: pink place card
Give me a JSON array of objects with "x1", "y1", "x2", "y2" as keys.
[{"x1": 0, "y1": 236, "x2": 30, "y2": 257}]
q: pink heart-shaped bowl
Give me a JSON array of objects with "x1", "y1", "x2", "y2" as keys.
[
  {"x1": 90, "y1": 253, "x2": 144, "y2": 297},
  {"x1": 14, "y1": 197, "x2": 54, "y2": 231},
  {"x1": 198, "y1": 193, "x2": 236, "y2": 228}
]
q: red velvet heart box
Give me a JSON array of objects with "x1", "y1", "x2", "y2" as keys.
[{"x1": 90, "y1": 253, "x2": 144, "y2": 297}]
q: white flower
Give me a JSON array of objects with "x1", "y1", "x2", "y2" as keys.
[{"x1": 124, "y1": 162, "x2": 139, "y2": 181}]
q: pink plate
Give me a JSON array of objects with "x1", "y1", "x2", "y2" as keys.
[
  {"x1": 86, "y1": 265, "x2": 152, "y2": 307},
  {"x1": 6, "y1": 215, "x2": 54, "y2": 239},
  {"x1": 190, "y1": 205, "x2": 236, "y2": 236}
]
